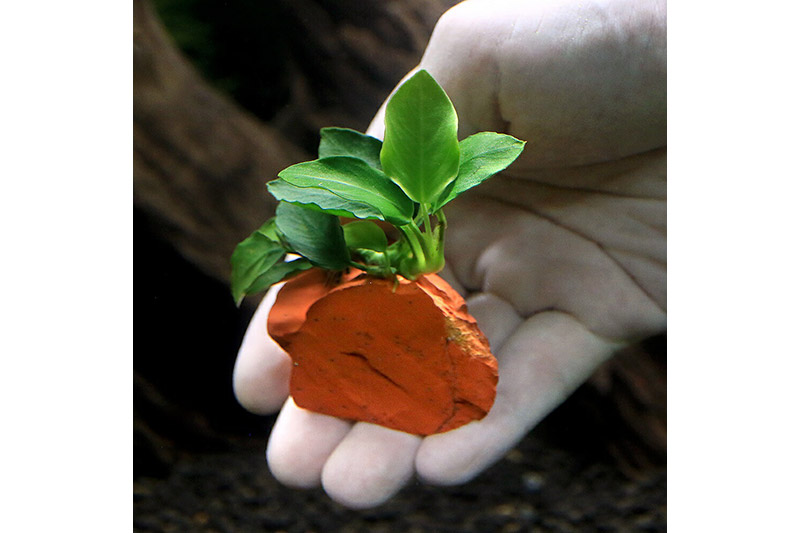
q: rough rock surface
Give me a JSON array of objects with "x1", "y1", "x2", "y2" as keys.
[{"x1": 268, "y1": 269, "x2": 498, "y2": 435}]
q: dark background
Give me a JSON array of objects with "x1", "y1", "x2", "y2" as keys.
[{"x1": 134, "y1": 1, "x2": 666, "y2": 530}]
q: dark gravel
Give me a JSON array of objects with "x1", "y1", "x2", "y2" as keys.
[{"x1": 134, "y1": 418, "x2": 665, "y2": 532}]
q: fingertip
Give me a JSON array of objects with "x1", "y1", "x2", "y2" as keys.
[
  {"x1": 415, "y1": 414, "x2": 515, "y2": 486},
  {"x1": 232, "y1": 286, "x2": 292, "y2": 414},
  {"x1": 321, "y1": 423, "x2": 420, "y2": 509},
  {"x1": 266, "y1": 398, "x2": 352, "y2": 489},
  {"x1": 232, "y1": 345, "x2": 291, "y2": 415}
]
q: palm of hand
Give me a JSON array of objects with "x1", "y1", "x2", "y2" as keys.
[{"x1": 446, "y1": 150, "x2": 666, "y2": 345}]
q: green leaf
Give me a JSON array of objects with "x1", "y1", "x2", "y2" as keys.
[
  {"x1": 435, "y1": 132, "x2": 526, "y2": 210},
  {"x1": 246, "y1": 257, "x2": 313, "y2": 297},
  {"x1": 343, "y1": 221, "x2": 388, "y2": 252},
  {"x1": 380, "y1": 70, "x2": 460, "y2": 205},
  {"x1": 275, "y1": 202, "x2": 350, "y2": 270},
  {"x1": 318, "y1": 127, "x2": 383, "y2": 170},
  {"x1": 268, "y1": 179, "x2": 384, "y2": 221},
  {"x1": 255, "y1": 217, "x2": 281, "y2": 242},
  {"x1": 275, "y1": 156, "x2": 414, "y2": 225},
  {"x1": 230, "y1": 229, "x2": 286, "y2": 306}
]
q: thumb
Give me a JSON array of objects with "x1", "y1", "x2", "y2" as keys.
[{"x1": 415, "y1": 304, "x2": 622, "y2": 485}]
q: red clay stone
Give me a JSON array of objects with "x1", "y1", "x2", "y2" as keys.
[{"x1": 267, "y1": 269, "x2": 498, "y2": 435}]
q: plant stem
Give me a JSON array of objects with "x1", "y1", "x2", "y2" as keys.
[
  {"x1": 434, "y1": 208, "x2": 447, "y2": 231},
  {"x1": 400, "y1": 224, "x2": 427, "y2": 264},
  {"x1": 421, "y1": 203, "x2": 433, "y2": 237},
  {"x1": 396, "y1": 205, "x2": 451, "y2": 278},
  {"x1": 348, "y1": 260, "x2": 370, "y2": 273},
  {"x1": 434, "y1": 208, "x2": 447, "y2": 251}
]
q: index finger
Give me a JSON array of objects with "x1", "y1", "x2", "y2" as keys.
[{"x1": 232, "y1": 285, "x2": 293, "y2": 415}]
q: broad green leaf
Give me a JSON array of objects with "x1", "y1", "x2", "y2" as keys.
[
  {"x1": 434, "y1": 132, "x2": 526, "y2": 210},
  {"x1": 230, "y1": 229, "x2": 286, "y2": 306},
  {"x1": 380, "y1": 69, "x2": 460, "y2": 205},
  {"x1": 276, "y1": 156, "x2": 414, "y2": 225},
  {"x1": 268, "y1": 179, "x2": 384, "y2": 221},
  {"x1": 246, "y1": 257, "x2": 313, "y2": 297},
  {"x1": 343, "y1": 221, "x2": 388, "y2": 252},
  {"x1": 255, "y1": 217, "x2": 280, "y2": 242},
  {"x1": 318, "y1": 127, "x2": 383, "y2": 170},
  {"x1": 275, "y1": 202, "x2": 350, "y2": 270}
]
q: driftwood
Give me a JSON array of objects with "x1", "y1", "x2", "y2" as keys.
[{"x1": 586, "y1": 336, "x2": 667, "y2": 475}]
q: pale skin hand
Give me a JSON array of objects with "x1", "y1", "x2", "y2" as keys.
[{"x1": 233, "y1": 0, "x2": 666, "y2": 509}]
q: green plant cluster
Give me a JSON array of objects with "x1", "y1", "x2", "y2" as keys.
[{"x1": 231, "y1": 70, "x2": 525, "y2": 305}]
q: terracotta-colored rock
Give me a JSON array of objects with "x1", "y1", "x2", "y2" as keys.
[{"x1": 267, "y1": 269, "x2": 498, "y2": 435}]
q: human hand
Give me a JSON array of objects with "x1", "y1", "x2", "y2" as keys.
[{"x1": 233, "y1": 0, "x2": 666, "y2": 509}]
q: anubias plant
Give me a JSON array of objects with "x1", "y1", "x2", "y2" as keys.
[{"x1": 231, "y1": 70, "x2": 525, "y2": 305}]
